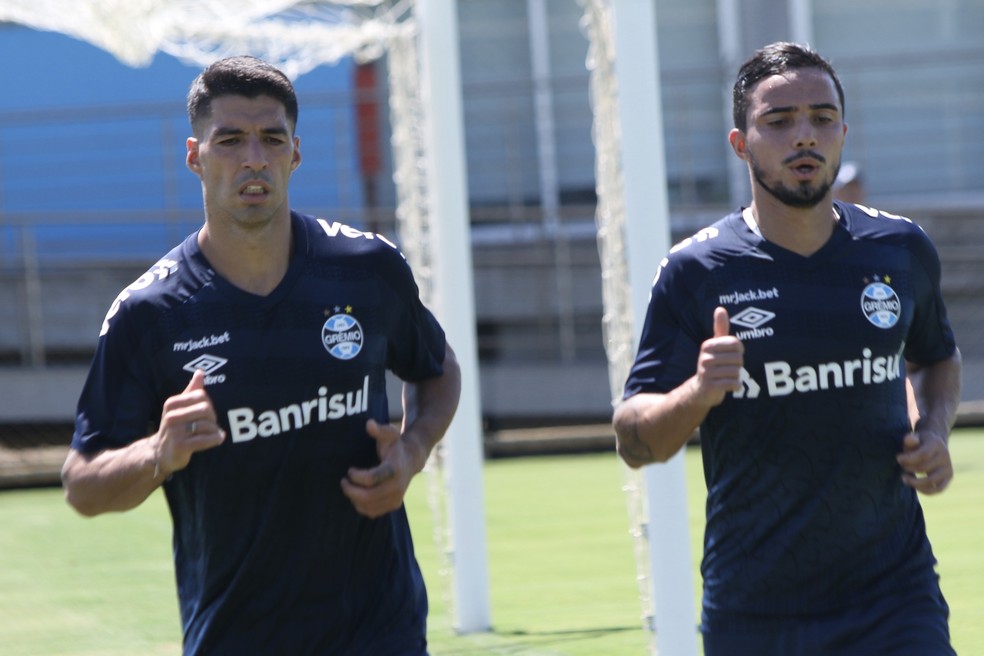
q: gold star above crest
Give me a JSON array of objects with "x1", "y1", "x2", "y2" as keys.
[{"x1": 345, "y1": 305, "x2": 353, "y2": 313}]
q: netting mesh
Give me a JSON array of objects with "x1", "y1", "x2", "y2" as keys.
[
  {"x1": 579, "y1": 0, "x2": 658, "y2": 651},
  {"x1": 384, "y1": 22, "x2": 454, "y2": 618},
  {"x1": 0, "y1": 0, "x2": 412, "y2": 78}
]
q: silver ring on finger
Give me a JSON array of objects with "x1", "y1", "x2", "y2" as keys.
[{"x1": 188, "y1": 421, "x2": 197, "y2": 435}]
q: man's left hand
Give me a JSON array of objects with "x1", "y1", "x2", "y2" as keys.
[
  {"x1": 897, "y1": 432, "x2": 953, "y2": 495},
  {"x1": 341, "y1": 419, "x2": 416, "y2": 518}
]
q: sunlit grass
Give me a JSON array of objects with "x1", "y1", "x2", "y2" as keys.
[{"x1": 2, "y1": 429, "x2": 981, "y2": 655}]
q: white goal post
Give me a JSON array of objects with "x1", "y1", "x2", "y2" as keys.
[{"x1": 580, "y1": 0, "x2": 699, "y2": 654}]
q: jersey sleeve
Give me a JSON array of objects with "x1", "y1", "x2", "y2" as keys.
[
  {"x1": 376, "y1": 244, "x2": 447, "y2": 383},
  {"x1": 72, "y1": 293, "x2": 162, "y2": 454},
  {"x1": 622, "y1": 250, "x2": 707, "y2": 399},
  {"x1": 904, "y1": 223, "x2": 958, "y2": 365}
]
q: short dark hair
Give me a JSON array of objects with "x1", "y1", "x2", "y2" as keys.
[
  {"x1": 732, "y1": 42, "x2": 845, "y2": 132},
  {"x1": 187, "y1": 56, "x2": 299, "y2": 135}
]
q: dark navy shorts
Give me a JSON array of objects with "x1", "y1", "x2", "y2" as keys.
[{"x1": 701, "y1": 587, "x2": 954, "y2": 656}]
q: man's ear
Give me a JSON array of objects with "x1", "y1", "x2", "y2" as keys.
[
  {"x1": 290, "y1": 136, "x2": 301, "y2": 171},
  {"x1": 728, "y1": 129, "x2": 749, "y2": 161},
  {"x1": 186, "y1": 137, "x2": 202, "y2": 175}
]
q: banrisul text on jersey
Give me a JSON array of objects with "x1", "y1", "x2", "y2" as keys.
[{"x1": 227, "y1": 375, "x2": 370, "y2": 442}]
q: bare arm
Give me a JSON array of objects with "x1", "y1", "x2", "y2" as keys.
[
  {"x1": 613, "y1": 307, "x2": 743, "y2": 467},
  {"x1": 898, "y1": 349, "x2": 962, "y2": 494},
  {"x1": 342, "y1": 343, "x2": 462, "y2": 518},
  {"x1": 62, "y1": 436, "x2": 165, "y2": 516},
  {"x1": 399, "y1": 343, "x2": 463, "y2": 472},
  {"x1": 62, "y1": 369, "x2": 226, "y2": 516}
]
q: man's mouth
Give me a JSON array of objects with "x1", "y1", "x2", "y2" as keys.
[
  {"x1": 785, "y1": 150, "x2": 825, "y2": 175},
  {"x1": 239, "y1": 181, "x2": 270, "y2": 200}
]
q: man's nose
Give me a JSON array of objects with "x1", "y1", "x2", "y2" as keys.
[
  {"x1": 793, "y1": 118, "x2": 818, "y2": 149},
  {"x1": 243, "y1": 137, "x2": 268, "y2": 170}
]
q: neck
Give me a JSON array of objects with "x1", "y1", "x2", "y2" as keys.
[
  {"x1": 745, "y1": 195, "x2": 838, "y2": 257},
  {"x1": 198, "y1": 212, "x2": 293, "y2": 296}
]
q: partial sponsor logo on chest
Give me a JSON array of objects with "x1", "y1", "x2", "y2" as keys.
[
  {"x1": 718, "y1": 286, "x2": 780, "y2": 306},
  {"x1": 173, "y1": 331, "x2": 231, "y2": 353}
]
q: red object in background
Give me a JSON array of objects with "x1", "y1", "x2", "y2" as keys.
[{"x1": 355, "y1": 62, "x2": 382, "y2": 179}]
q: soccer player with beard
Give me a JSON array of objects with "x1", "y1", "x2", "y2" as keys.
[{"x1": 613, "y1": 42, "x2": 960, "y2": 655}]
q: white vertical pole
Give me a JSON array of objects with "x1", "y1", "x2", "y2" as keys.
[
  {"x1": 788, "y1": 0, "x2": 814, "y2": 45},
  {"x1": 527, "y1": 0, "x2": 576, "y2": 363},
  {"x1": 611, "y1": 1, "x2": 699, "y2": 655},
  {"x1": 527, "y1": 0, "x2": 561, "y2": 231},
  {"x1": 716, "y1": 0, "x2": 747, "y2": 207},
  {"x1": 415, "y1": 0, "x2": 492, "y2": 634}
]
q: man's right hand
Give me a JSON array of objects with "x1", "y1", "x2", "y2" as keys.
[
  {"x1": 153, "y1": 368, "x2": 226, "y2": 478},
  {"x1": 692, "y1": 306, "x2": 745, "y2": 407}
]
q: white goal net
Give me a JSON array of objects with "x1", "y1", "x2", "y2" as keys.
[
  {"x1": 579, "y1": 1, "x2": 661, "y2": 652},
  {"x1": 0, "y1": 0, "x2": 412, "y2": 77}
]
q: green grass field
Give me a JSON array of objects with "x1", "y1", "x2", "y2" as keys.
[{"x1": 1, "y1": 429, "x2": 981, "y2": 655}]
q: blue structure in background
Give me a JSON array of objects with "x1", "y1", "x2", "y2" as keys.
[{"x1": 0, "y1": 24, "x2": 364, "y2": 264}]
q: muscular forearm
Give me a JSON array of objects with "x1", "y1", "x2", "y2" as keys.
[
  {"x1": 613, "y1": 377, "x2": 712, "y2": 467},
  {"x1": 908, "y1": 349, "x2": 962, "y2": 441},
  {"x1": 400, "y1": 345, "x2": 462, "y2": 473},
  {"x1": 62, "y1": 437, "x2": 164, "y2": 517}
]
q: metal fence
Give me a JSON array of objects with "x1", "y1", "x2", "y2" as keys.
[{"x1": 2, "y1": 66, "x2": 983, "y2": 423}]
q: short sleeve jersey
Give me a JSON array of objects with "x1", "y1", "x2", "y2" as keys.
[
  {"x1": 72, "y1": 211, "x2": 447, "y2": 655},
  {"x1": 623, "y1": 202, "x2": 957, "y2": 621}
]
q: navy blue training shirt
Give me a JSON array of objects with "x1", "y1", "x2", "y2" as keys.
[
  {"x1": 623, "y1": 201, "x2": 957, "y2": 622},
  {"x1": 73, "y1": 211, "x2": 446, "y2": 655}
]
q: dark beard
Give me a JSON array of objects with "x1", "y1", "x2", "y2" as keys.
[{"x1": 750, "y1": 154, "x2": 839, "y2": 209}]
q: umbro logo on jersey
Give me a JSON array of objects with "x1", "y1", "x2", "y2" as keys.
[
  {"x1": 730, "y1": 306, "x2": 775, "y2": 341},
  {"x1": 183, "y1": 354, "x2": 227, "y2": 374},
  {"x1": 183, "y1": 354, "x2": 229, "y2": 385},
  {"x1": 731, "y1": 307, "x2": 775, "y2": 329}
]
